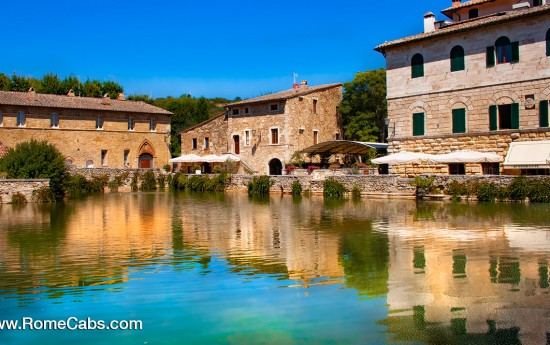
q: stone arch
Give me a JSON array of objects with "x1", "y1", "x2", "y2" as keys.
[
  {"x1": 268, "y1": 158, "x2": 282, "y2": 176},
  {"x1": 65, "y1": 156, "x2": 75, "y2": 167},
  {"x1": 446, "y1": 96, "x2": 474, "y2": 111},
  {"x1": 138, "y1": 140, "x2": 156, "y2": 169},
  {"x1": 138, "y1": 139, "x2": 156, "y2": 156},
  {"x1": 408, "y1": 100, "x2": 431, "y2": 114},
  {"x1": 490, "y1": 90, "x2": 521, "y2": 105}
]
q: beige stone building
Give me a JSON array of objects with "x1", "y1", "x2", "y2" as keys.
[
  {"x1": 181, "y1": 81, "x2": 342, "y2": 174},
  {"x1": 0, "y1": 89, "x2": 172, "y2": 169},
  {"x1": 375, "y1": 0, "x2": 550, "y2": 175}
]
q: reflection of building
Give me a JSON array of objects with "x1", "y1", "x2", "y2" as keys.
[
  {"x1": 181, "y1": 82, "x2": 342, "y2": 175},
  {"x1": 375, "y1": 0, "x2": 550, "y2": 175},
  {"x1": 0, "y1": 89, "x2": 172, "y2": 168}
]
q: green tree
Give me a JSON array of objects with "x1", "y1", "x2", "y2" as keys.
[
  {"x1": 0, "y1": 140, "x2": 69, "y2": 200},
  {"x1": 82, "y1": 79, "x2": 102, "y2": 98},
  {"x1": 9, "y1": 74, "x2": 32, "y2": 92},
  {"x1": 0, "y1": 73, "x2": 11, "y2": 90},
  {"x1": 101, "y1": 81, "x2": 124, "y2": 99},
  {"x1": 61, "y1": 75, "x2": 83, "y2": 95},
  {"x1": 41, "y1": 73, "x2": 63, "y2": 95},
  {"x1": 339, "y1": 68, "x2": 387, "y2": 142}
]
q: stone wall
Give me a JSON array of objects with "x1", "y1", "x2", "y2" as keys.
[{"x1": 0, "y1": 179, "x2": 49, "y2": 203}]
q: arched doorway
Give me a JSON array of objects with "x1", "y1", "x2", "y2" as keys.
[
  {"x1": 268, "y1": 158, "x2": 282, "y2": 175},
  {"x1": 139, "y1": 153, "x2": 153, "y2": 168}
]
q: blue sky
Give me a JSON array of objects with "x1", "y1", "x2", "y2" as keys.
[{"x1": 3, "y1": 0, "x2": 450, "y2": 99}]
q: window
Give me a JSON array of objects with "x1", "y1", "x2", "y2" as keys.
[
  {"x1": 540, "y1": 100, "x2": 549, "y2": 128},
  {"x1": 86, "y1": 160, "x2": 94, "y2": 168},
  {"x1": 482, "y1": 163, "x2": 500, "y2": 175},
  {"x1": 546, "y1": 29, "x2": 550, "y2": 56},
  {"x1": 489, "y1": 103, "x2": 519, "y2": 130},
  {"x1": 51, "y1": 113, "x2": 59, "y2": 128},
  {"x1": 16, "y1": 111, "x2": 25, "y2": 127},
  {"x1": 96, "y1": 116, "x2": 103, "y2": 129},
  {"x1": 150, "y1": 118, "x2": 156, "y2": 131},
  {"x1": 411, "y1": 53, "x2": 424, "y2": 78},
  {"x1": 101, "y1": 150, "x2": 107, "y2": 166},
  {"x1": 270, "y1": 104, "x2": 278, "y2": 111},
  {"x1": 412, "y1": 112, "x2": 425, "y2": 136},
  {"x1": 450, "y1": 46, "x2": 465, "y2": 72},
  {"x1": 491, "y1": 36, "x2": 519, "y2": 65},
  {"x1": 204, "y1": 137, "x2": 209, "y2": 149},
  {"x1": 128, "y1": 117, "x2": 135, "y2": 131},
  {"x1": 452, "y1": 108, "x2": 466, "y2": 133},
  {"x1": 233, "y1": 135, "x2": 240, "y2": 154},
  {"x1": 313, "y1": 99, "x2": 318, "y2": 114},
  {"x1": 0, "y1": 112, "x2": 3, "y2": 126},
  {"x1": 335, "y1": 132, "x2": 340, "y2": 140},
  {"x1": 245, "y1": 130, "x2": 250, "y2": 146},
  {"x1": 449, "y1": 164, "x2": 465, "y2": 175},
  {"x1": 124, "y1": 150, "x2": 130, "y2": 166},
  {"x1": 313, "y1": 130, "x2": 319, "y2": 144},
  {"x1": 244, "y1": 107, "x2": 249, "y2": 114},
  {"x1": 270, "y1": 128, "x2": 279, "y2": 144},
  {"x1": 192, "y1": 138, "x2": 197, "y2": 150},
  {"x1": 534, "y1": 0, "x2": 542, "y2": 6},
  {"x1": 232, "y1": 109, "x2": 239, "y2": 115},
  {"x1": 468, "y1": 8, "x2": 478, "y2": 19}
]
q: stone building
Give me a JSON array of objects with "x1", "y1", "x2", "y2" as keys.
[
  {"x1": 0, "y1": 89, "x2": 172, "y2": 169},
  {"x1": 181, "y1": 81, "x2": 342, "y2": 174},
  {"x1": 375, "y1": 0, "x2": 550, "y2": 175}
]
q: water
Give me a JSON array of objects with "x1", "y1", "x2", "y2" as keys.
[{"x1": 1, "y1": 193, "x2": 549, "y2": 344}]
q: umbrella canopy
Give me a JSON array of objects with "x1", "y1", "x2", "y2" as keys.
[
  {"x1": 301, "y1": 140, "x2": 388, "y2": 155},
  {"x1": 371, "y1": 151, "x2": 436, "y2": 165},
  {"x1": 430, "y1": 151, "x2": 502, "y2": 163},
  {"x1": 169, "y1": 154, "x2": 204, "y2": 163},
  {"x1": 218, "y1": 154, "x2": 241, "y2": 162}
]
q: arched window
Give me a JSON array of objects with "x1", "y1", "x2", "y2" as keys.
[
  {"x1": 50, "y1": 113, "x2": 59, "y2": 128},
  {"x1": 493, "y1": 36, "x2": 519, "y2": 64},
  {"x1": 546, "y1": 29, "x2": 550, "y2": 57},
  {"x1": 411, "y1": 53, "x2": 424, "y2": 78},
  {"x1": 450, "y1": 46, "x2": 465, "y2": 72}
]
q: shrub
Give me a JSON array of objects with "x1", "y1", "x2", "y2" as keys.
[
  {"x1": 323, "y1": 179, "x2": 346, "y2": 198},
  {"x1": 163, "y1": 164, "x2": 171, "y2": 173},
  {"x1": 0, "y1": 139, "x2": 68, "y2": 200},
  {"x1": 284, "y1": 165, "x2": 297, "y2": 175},
  {"x1": 157, "y1": 175, "x2": 166, "y2": 191},
  {"x1": 307, "y1": 165, "x2": 319, "y2": 175},
  {"x1": 291, "y1": 180, "x2": 302, "y2": 196},
  {"x1": 496, "y1": 185, "x2": 511, "y2": 202},
  {"x1": 247, "y1": 175, "x2": 273, "y2": 195},
  {"x1": 351, "y1": 185, "x2": 362, "y2": 199},
  {"x1": 476, "y1": 182, "x2": 497, "y2": 202},
  {"x1": 11, "y1": 192, "x2": 27, "y2": 204},
  {"x1": 445, "y1": 180, "x2": 468, "y2": 201},
  {"x1": 130, "y1": 172, "x2": 139, "y2": 192},
  {"x1": 166, "y1": 174, "x2": 174, "y2": 189},
  {"x1": 32, "y1": 186, "x2": 56, "y2": 203},
  {"x1": 213, "y1": 166, "x2": 222, "y2": 174},
  {"x1": 411, "y1": 176, "x2": 436, "y2": 198},
  {"x1": 140, "y1": 170, "x2": 157, "y2": 191},
  {"x1": 508, "y1": 176, "x2": 530, "y2": 202},
  {"x1": 527, "y1": 178, "x2": 550, "y2": 203},
  {"x1": 65, "y1": 174, "x2": 104, "y2": 195},
  {"x1": 107, "y1": 173, "x2": 129, "y2": 192},
  {"x1": 188, "y1": 175, "x2": 206, "y2": 191}
]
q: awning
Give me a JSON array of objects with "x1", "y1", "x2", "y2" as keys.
[
  {"x1": 430, "y1": 151, "x2": 502, "y2": 164},
  {"x1": 371, "y1": 151, "x2": 436, "y2": 165},
  {"x1": 301, "y1": 140, "x2": 388, "y2": 155},
  {"x1": 169, "y1": 154, "x2": 203, "y2": 163},
  {"x1": 504, "y1": 141, "x2": 550, "y2": 169}
]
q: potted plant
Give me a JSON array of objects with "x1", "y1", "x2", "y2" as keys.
[{"x1": 194, "y1": 165, "x2": 202, "y2": 174}]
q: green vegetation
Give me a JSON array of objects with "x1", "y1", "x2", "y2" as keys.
[
  {"x1": 0, "y1": 139, "x2": 68, "y2": 200},
  {"x1": 130, "y1": 172, "x2": 139, "y2": 192},
  {"x1": 32, "y1": 186, "x2": 56, "y2": 203},
  {"x1": 323, "y1": 179, "x2": 346, "y2": 198},
  {"x1": 65, "y1": 174, "x2": 105, "y2": 196},
  {"x1": 11, "y1": 192, "x2": 27, "y2": 204},
  {"x1": 410, "y1": 176, "x2": 436, "y2": 198},
  {"x1": 443, "y1": 177, "x2": 550, "y2": 203},
  {"x1": 247, "y1": 176, "x2": 273, "y2": 195},
  {"x1": 157, "y1": 175, "x2": 166, "y2": 191},
  {"x1": 351, "y1": 185, "x2": 362, "y2": 199},
  {"x1": 291, "y1": 180, "x2": 303, "y2": 196},
  {"x1": 107, "y1": 173, "x2": 129, "y2": 192},
  {"x1": 170, "y1": 172, "x2": 228, "y2": 192},
  {"x1": 139, "y1": 171, "x2": 157, "y2": 191}
]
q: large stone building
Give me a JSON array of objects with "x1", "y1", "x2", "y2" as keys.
[
  {"x1": 0, "y1": 89, "x2": 172, "y2": 169},
  {"x1": 375, "y1": 0, "x2": 550, "y2": 175},
  {"x1": 181, "y1": 81, "x2": 342, "y2": 174}
]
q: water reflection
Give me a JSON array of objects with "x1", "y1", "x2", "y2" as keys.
[{"x1": 0, "y1": 193, "x2": 549, "y2": 344}]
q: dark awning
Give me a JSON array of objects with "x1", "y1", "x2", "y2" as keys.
[{"x1": 301, "y1": 140, "x2": 388, "y2": 155}]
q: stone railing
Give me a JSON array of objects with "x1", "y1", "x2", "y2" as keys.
[{"x1": 0, "y1": 179, "x2": 50, "y2": 203}]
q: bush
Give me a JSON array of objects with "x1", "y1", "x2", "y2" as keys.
[
  {"x1": 213, "y1": 166, "x2": 222, "y2": 174},
  {"x1": 476, "y1": 182, "x2": 497, "y2": 202},
  {"x1": 284, "y1": 165, "x2": 297, "y2": 175},
  {"x1": 32, "y1": 186, "x2": 56, "y2": 203},
  {"x1": 291, "y1": 180, "x2": 302, "y2": 196},
  {"x1": 130, "y1": 172, "x2": 139, "y2": 192},
  {"x1": 65, "y1": 174, "x2": 104, "y2": 195},
  {"x1": 163, "y1": 164, "x2": 171, "y2": 173},
  {"x1": 411, "y1": 176, "x2": 436, "y2": 198},
  {"x1": 140, "y1": 171, "x2": 157, "y2": 191},
  {"x1": 351, "y1": 185, "x2": 362, "y2": 199},
  {"x1": 107, "y1": 172, "x2": 129, "y2": 192},
  {"x1": 445, "y1": 180, "x2": 468, "y2": 201},
  {"x1": 323, "y1": 179, "x2": 346, "y2": 198},
  {"x1": 11, "y1": 192, "x2": 27, "y2": 204},
  {"x1": 508, "y1": 176, "x2": 530, "y2": 202},
  {"x1": 157, "y1": 175, "x2": 166, "y2": 191},
  {"x1": 527, "y1": 178, "x2": 550, "y2": 203},
  {"x1": 0, "y1": 139, "x2": 68, "y2": 200},
  {"x1": 247, "y1": 175, "x2": 273, "y2": 195}
]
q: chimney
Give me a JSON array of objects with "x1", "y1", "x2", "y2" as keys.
[
  {"x1": 300, "y1": 80, "x2": 308, "y2": 89},
  {"x1": 27, "y1": 87, "x2": 36, "y2": 101},
  {"x1": 292, "y1": 83, "x2": 299, "y2": 90},
  {"x1": 424, "y1": 12, "x2": 436, "y2": 33},
  {"x1": 101, "y1": 93, "x2": 111, "y2": 105},
  {"x1": 117, "y1": 92, "x2": 125, "y2": 101},
  {"x1": 67, "y1": 89, "x2": 75, "y2": 97},
  {"x1": 452, "y1": 0, "x2": 461, "y2": 8}
]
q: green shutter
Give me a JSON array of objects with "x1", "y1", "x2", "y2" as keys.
[
  {"x1": 452, "y1": 108, "x2": 466, "y2": 133},
  {"x1": 413, "y1": 112, "x2": 425, "y2": 136},
  {"x1": 540, "y1": 100, "x2": 549, "y2": 127},
  {"x1": 489, "y1": 105, "x2": 498, "y2": 130},
  {"x1": 547, "y1": 39, "x2": 550, "y2": 57},
  {"x1": 511, "y1": 42, "x2": 519, "y2": 63},
  {"x1": 486, "y1": 46, "x2": 495, "y2": 67},
  {"x1": 511, "y1": 103, "x2": 520, "y2": 129}
]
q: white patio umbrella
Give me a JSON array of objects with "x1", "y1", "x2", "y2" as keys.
[
  {"x1": 169, "y1": 154, "x2": 204, "y2": 163},
  {"x1": 218, "y1": 153, "x2": 241, "y2": 162},
  {"x1": 371, "y1": 151, "x2": 436, "y2": 165},
  {"x1": 430, "y1": 151, "x2": 502, "y2": 163}
]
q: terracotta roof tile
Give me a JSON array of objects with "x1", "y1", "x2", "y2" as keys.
[
  {"x1": 375, "y1": 4, "x2": 550, "y2": 52},
  {"x1": 0, "y1": 90, "x2": 173, "y2": 115},
  {"x1": 227, "y1": 83, "x2": 342, "y2": 107},
  {"x1": 441, "y1": 0, "x2": 496, "y2": 16}
]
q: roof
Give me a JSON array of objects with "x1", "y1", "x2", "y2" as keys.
[
  {"x1": 441, "y1": 0, "x2": 496, "y2": 17},
  {"x1": 181, "y1": 112, "x2": 226, "y2": 133},
  {"x1": 0, "y1": 90, "x2": 173, "y2": 115},
  {"x1": 504, "y1": 140, "x2": 550, "y2": 169},
  {"x1": 301, "y1": 140, "x2": 388, "y2": 155},
  {"x1": 375, "y1": 4, "x2": 550, "y2": 53},
  {"x1": 227, "y1": 83, "x2": 342, "y2": 107}
]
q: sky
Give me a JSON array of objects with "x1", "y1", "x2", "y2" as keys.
[{"x1": 2, "y1": 0, "x2": 451, "y2": 99}]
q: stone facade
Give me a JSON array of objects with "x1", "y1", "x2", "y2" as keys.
[
  {"x1": 0, "y1": 179, "x2": 50, "y2": 203},
  {"x1": 181, "y1": 82, "x2": 343, "y2": 175},
  {"x1": 376, "y1": 1, "x2": 550, "y2": 175},
  {"x1": 0, "y1": 90, "x2": 172, "y2": 169}
]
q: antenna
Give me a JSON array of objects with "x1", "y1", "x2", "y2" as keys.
[{"x1": 292, "y1": 72, "x2": 298, "y2": 84}]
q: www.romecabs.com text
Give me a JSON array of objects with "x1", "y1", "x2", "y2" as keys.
[{"x1": 0, "y1": 317, "x2": 142, "y2": 331}]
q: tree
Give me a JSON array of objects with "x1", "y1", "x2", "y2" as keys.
[
  {"x1": 9, "y1": 74, "x2": 31, "y2": 92},
  {"x1": 0, "y1": 73, "x2": 11, "y2": 90},
  {"x1": 41, "y1": 73, "x2": 63, "y2": 95},
  {"x1": 82, "y1": 80, "x2": 102, "y2": 98},
  {"x1": 0, "y1": 140, "x2": 69, "y2": 200},
  {"x1": 61, "y1": 75, "x2": 83, "y2": 95},
  {"x1": 101, "y1": 81, "x2": 124, "y2": 99},
  {"x1": 339, "y1": 68, "x2": 387, "y2": 142}
]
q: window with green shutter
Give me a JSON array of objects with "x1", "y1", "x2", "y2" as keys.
[
  {"x1": 411, "y1": 53, "x2": 424, "y2": 78},
  {"x1": 486, "y1": 46, "x2": 495, "y2": 67},
  {"x1": 489, "y1": 105, "x2": 498, "y2": 130},
  {"x1": 452, "y1": 108, "x2": 466, "y2": 133},
  {"x1": 511, "y1": 41, "x2": 519, "y2": 63},
  {"x1": 546, "y1": 29, "x2": 550, "y2": 57},
  {"x1": 540, "y1": 100, "x2": 549, "y2": 128},
  {"x1": 511, "y1": 103, "x2": 519, "y2": 129},
  {"x1": 413, "y1": 112, "x2": 425, "y2": 136},
  {"x1": 450, "y1": 46, "x2": 465, "y2": 72}
]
